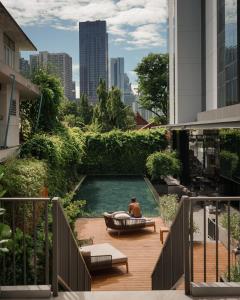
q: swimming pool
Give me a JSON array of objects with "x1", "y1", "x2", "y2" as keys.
[{"x1": 75, "y1": 176, "x2": 159, "y2": 217}]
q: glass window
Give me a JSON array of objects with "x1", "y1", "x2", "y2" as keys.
[
  {"x1": 217, "y1": 0, "x2": 238, "y2": 107},
  {"x1": 3, "y1": 34, "x2": 15, "y2": 69}
]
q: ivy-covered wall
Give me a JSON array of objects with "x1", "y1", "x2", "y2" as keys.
[{"x1": 81, "y1": 129, "x2": 168, "y2": 174}]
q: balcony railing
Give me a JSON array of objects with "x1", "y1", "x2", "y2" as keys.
[
  {"x1": 0, "y1": 197, "x2": 91, "y2": 297},
  {"x1": 152, "y1": 195, "x2": 240, "y2": 296}
]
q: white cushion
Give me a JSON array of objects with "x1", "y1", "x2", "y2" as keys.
[
  {"x1": 80, "y1": 243, "x2": 127, "y2": 264},
  {"x1": 114, "y1": 212, "x2": 130, "y2": 220}
]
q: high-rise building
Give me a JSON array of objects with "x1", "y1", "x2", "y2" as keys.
[
  {"x1": 19, "y1": 57, "x2": 30, "y2": 78},
  {"x1": 71, "y1": 81, "x2": 76, "y2": 101},
  {"x1": 124, "y1": 73, "x2": 136, "y2": 106},
  {"x1": 79, "y1": 20, "x2": 108, "y2": 104},
  {"x1": 110, "y1": 57, "x2": 124, "y2": 102},
  {"x1": 29, "y1": 52, "x2": 74, "y2": 100},
  {"x1": 169, "y1": 0, "x2": 240, "y2": 126}
]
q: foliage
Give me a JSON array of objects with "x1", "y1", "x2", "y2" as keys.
[
  {"x1": 60, "y1": 192, "x2": 87, "y2": 228},
  {"x1": 219, "y1": 150, "x2": 239, "y2": 178},
  {"x1": 0, "y1": 208, "x2": 11, "y2": 254},
  {"x1": 221, "y1": 211, "x2": 240, "y2": 241},
  {"x1": 0, "y1": 171, "x2": 6, "y2": 197},
  {"x1": 158, "y1": 194, "x2": 179, "y2": 224},
  {"x1": 146, "y1": 151, "x2": 181, "y2": 180},
  {"x1": 59, "y1": 95, "x2": 93, "y2": 128},
  {"x1": 226, "y1": 263, "x2": 240, "y2": 282},
  {"x1": 20, "y1": 69, "x2": 64, "y2": 138},
  {"x1": 135, "y1": 53, "x2": 169, "y2": 124},
  {"x1": 81, "y1": 128, "x2": 168, "y2": 174},
  {"x1": 20, "y1": 127, "x2": 85, "y2": 196},
  {"x1": 1, "y1": 159, "x2": 48, "y2": 197},
  {"x1": 78, "y1": 94, "x2": 93, "y2": 125},
  {"x1": 92, "y1": 81, "x2": 136, "y2": 132}
]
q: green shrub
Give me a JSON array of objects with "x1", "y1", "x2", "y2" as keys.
[
  {"x1": 221, "y1": 211, "x2": 240, "y2": 241},
  {"x1": 2, "y1": 159, "x2": 48, "y2": 197},
  {"x1": 0, "y1": 171, "x2": 6, "y2": 197},
  {"x1": 219, "y1": 150, "x2": 239, "y2": 178},
  {"x1": 20, "y1": 127, "x2": 85, "y2": 196},
  {"x1": 158, "y1": 194, "x2": 179, "y2": 224},
  {"x1": 226, "y1": 263, "x2": 240, "y2": 282},
  {"x1": 146, "y1": 151, "x2": 181, "y2": 180},
  {"x1": 0, "y1": 208, "x2": 11, "y2": 254},
  {"x1": 60, "y1": 192, "x2": 86, "y2": 228},
  {"x1": 81, "y1": 128, "x2": 168, "y2": 174}
]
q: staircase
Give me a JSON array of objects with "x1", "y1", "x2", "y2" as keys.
[{"x1": 152, "y1": 195, "x2": 240, "y2": 297}]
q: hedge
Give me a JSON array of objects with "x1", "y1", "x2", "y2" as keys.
[
  {"x1": 80, "y1": 129, "x2": 168, "y2": 174},
  {"x1": 20, "y1": 127, "x2": 85, "y2": 196},
  {"x1": 2, "y1": 159, "x2": 48, "y2": 197},
  {"x1": 6, "y1": 128, "x2": 168, "y2": 197}
]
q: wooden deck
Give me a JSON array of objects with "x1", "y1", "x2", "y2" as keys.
[{"x1": 75, "y1": 218, "x2": 230, "y2": 291}]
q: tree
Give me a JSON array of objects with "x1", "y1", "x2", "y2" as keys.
[
  {"x1": 20, "y1": 69, "x2": 64, "y2": 137},
  {"x1": 92, "y1": 79, "x2": 110, "y2": 132},
  {"x1": 107, "y1": 87, "x2": 135, "y2": 130},
  {"x1": 78, "y1": 94, "x2": 93, "y2": 125},
  {"x1": 92, "y1": 80, "x2": 136, "y2": 132},
  {"x1": 135, "y1": 53, "x2": 169, "y2": 124}
]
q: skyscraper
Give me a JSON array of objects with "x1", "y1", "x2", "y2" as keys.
[
  {"x1": 19, "y1": 57, "x2": 30, "y2": 78},
  {"x1": 110, "y1": 57, "x2": 124, "y2": 102},
  {"x1": 79, "y1": 20, "x2": 108, "y2": 104},
  {"x1": 124, "y1": 73, "x2": 136, "y2": 106},
  {"x1": 29, "y1": 51, "x2": 74, "y2": 100}
]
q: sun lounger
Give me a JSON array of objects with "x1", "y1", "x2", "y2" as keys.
[{"x1": 80, "y1": 243, "x2": 128, "y2": 273}]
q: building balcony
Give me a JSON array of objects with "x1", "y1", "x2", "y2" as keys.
[{"x1": 0, "y1": 59, "x2": 40, "y2": 100}]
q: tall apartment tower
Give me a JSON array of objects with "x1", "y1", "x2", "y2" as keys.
[
  {"x1": 110, "y1": 57, "x2": 124, "y2": 102},
  {"x1": 19, "y1": 57, "x2": 30, "y2": 78},
  {"x1": 79, "y1": 21, "x2": 108, "y2": 104},
  {"x1": 30, "y1": 52, "x2": 74, "y2": 100},
  {"x1": 169, "y1": 0, "x2": 240, "y2": 126}
]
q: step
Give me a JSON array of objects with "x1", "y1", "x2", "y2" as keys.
[
  {"x1": 191, "y1": 282, "x2": 240, "y2": 297},
  {"x1": 0, "y1": 285, "x2": 51, "y2": 299}
]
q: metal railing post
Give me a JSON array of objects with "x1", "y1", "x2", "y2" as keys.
[
  {"x1": 183, "y1": 196, "x2": 190, "y2": 295},
  {"x1": 52, "y1": 197, "x2": 59, "y2": 297}
]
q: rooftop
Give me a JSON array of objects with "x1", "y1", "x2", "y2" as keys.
[{"x1": 0, "y1": 2, "x2": 37, "y2": 51}]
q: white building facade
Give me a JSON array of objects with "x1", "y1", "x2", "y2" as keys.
[
  {"x1": 169, "y1": 0, "x2": 240, "y2": 127},
  {"x1": 0, "y1": 3, "x2": 39, "y2": 161}
]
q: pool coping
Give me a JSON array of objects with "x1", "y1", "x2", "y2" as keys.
[{"x1": 143, "y1": 177, "x2": 160, "y2": 205}]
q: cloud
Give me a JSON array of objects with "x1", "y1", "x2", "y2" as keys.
[{"x1": 2, "y1": 0, "x2": 168, "y2": 50}]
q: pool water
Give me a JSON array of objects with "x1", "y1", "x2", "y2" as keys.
[{"x1": 75, "y1": 176, "x2": 159, "y2": 217}]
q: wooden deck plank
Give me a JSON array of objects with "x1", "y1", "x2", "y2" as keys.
[
  {"x1": 75, "y1": 217, "x2": 163, "y2": 291},
  {"x1": 75, "y1": 218, "x2": 231, "y2": 291}
]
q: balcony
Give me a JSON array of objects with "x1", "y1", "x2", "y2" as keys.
[{"x1": 0, "y1": 60, "x2": 39, "y2": 100}]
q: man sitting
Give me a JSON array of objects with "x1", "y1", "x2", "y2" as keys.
[{"x1": 128, "y1": 197, "x2": 142, "y2": 218}]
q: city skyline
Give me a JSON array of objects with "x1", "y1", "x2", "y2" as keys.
[{"x1": 2, "y1": 0, "x2": 168, "y2": 97}]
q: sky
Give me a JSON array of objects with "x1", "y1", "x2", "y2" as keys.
[{"x1": 2, "y1": 0, "x2": 168, "y2": 97}]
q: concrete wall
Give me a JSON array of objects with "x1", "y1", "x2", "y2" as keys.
[
  {"x1": 205, "y1": 0, "x2": 218, "y2": 111},
  {"x1": 169, "y1": 0, "x2": 202, "y2": 124},
  {"x1": 0, "y1": 83, "x2": 20, "y2": 147}
]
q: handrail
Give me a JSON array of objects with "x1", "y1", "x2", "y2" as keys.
[
  {"x1": 52, "y1": 197, "x2": 91, "y2": 297},
  {"x1": 152, "y1": 196, "x2": 190, "y2": 292},
  {"x1": 152, "y1": 195, "x2": 240, "y2": 296}
]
